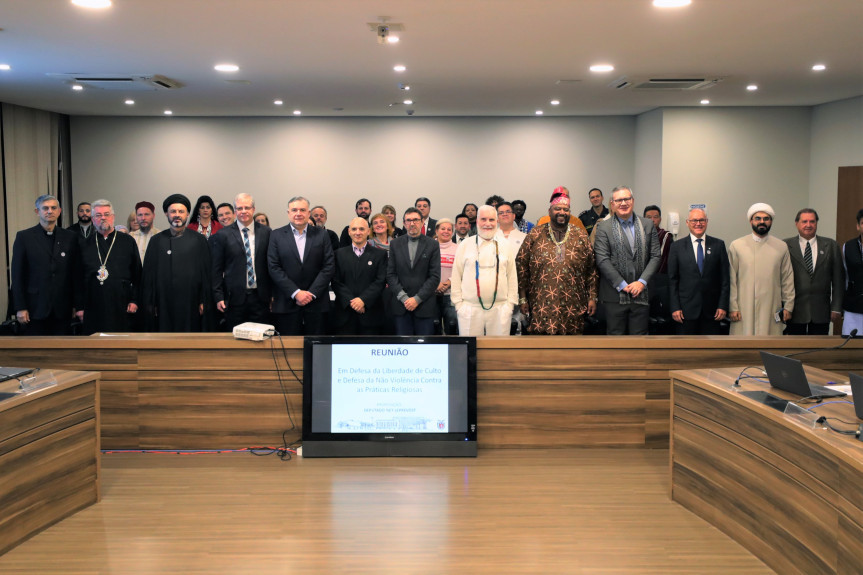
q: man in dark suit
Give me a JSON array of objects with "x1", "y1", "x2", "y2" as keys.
[
  {"x1": 67, "y1": 201, "x2": 93, "y2": 239},
  {"x1": 594, "y1": 186, "x2": 661, "y2": 335},
  {"x1": 668, "y1": 208, "x2": 730, "y2": 335},
  {"x1": 783, "y1": 208, "x2": 844, "y2": 335},
  {"x1": 332, "y1": 217, "x2": 387, "y2": 335},
  {"x1": 310, "y1": 205, "x2": 340, "y2": 253},
  {"x1": 211, "y1": 193, "x2": 272, "y2": 331},
  {"x1": 11, "y1": 194, "x2": 80, "y2": 335},
  {"x1": 415, "y1": 197, "x2": 437, "y2": 238},
  {"x1": 337, "y1": 198, "x2": 372, "y2": 248},
  {"x1": 267, "y1": 196, "x2": 334, "y2": 335},
  {"x1": 387, "y1": 207, "x2": 441, "y2": 335}
]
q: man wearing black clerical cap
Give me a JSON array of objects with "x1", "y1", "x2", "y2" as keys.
[{"x1": 141, "y1": 193, "x2": 213, "y2": 332}]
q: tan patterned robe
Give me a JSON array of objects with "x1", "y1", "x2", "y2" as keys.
[{"x1": 516, "y1": 223, "x2": 598, "y2": 334}]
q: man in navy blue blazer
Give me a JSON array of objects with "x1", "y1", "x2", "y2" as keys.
[
  {"x1": 11, "y1": 194, "x2": 80, "y2": 335},
  {"x1": 668, "y1": 208, "x2": 730, "y2": 335},
  {"x1": 211, "y1": 193, "x2": 272, "y2": 331},
  {"x1": 267, "y1": 196, "x2": 334, "y2": 335}
]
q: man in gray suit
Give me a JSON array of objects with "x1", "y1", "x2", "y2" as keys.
[
  {"x1": 783, "y1": 208, "x2": 844, "y2": 335},
  {"x1": 594, "y1": 186, "x2": 661, "y2": 335}
]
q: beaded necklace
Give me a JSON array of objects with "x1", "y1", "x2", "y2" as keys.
[{"x1": 475, "y1": 236, "x2": 499, "y2": 310}]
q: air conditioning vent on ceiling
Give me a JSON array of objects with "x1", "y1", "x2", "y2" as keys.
[
  {"x1": 609, "y1": 76, "x2": 724, "y2": 91},
  {"x1": 47, "y1": 73, "x2": 183, "y2": 90}
]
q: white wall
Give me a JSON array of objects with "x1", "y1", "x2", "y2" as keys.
[
  {"x1": 69, "y1": 116, "x2": 636, "y2": 231},
  {"x1": 660, "y1": 107, "x2": 812, "y2": 243},
  {"x1": 808, "y1": 96, "x2": 863, "y2": 239},
  {"x1": 634, "y1": 108, "x2": 663, "y2": 210}
]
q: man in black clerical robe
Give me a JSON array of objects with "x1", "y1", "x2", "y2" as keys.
[
  {"x1": 76, "y1": 200, "x2": 142, "y2": 334},
  {"x1": 142, "y1": 194, "x2": 213, "y2": 332}
]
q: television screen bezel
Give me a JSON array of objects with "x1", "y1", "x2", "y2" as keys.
[{"x1": 301, "y1": 335, "x2": 477, "y2": 457}]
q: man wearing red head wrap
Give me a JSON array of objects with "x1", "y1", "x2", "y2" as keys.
[{"x1": 535, "y1": 186, "x2": 587, "y2": 230}]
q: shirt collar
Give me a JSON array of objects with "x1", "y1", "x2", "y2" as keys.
[{"x1": 616, "y1": 214, "x2": 634, "y2": 226}]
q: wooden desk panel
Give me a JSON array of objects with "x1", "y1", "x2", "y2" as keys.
[
  {"x1": 0, "y1": 371, "x2": 100, "y2": 556},
  {"x1": 0, "y1": 335, "x2": 861, "y2": 450},
  {"x1": 671, "y1": 367, "x2": 863, "y2": 575}
]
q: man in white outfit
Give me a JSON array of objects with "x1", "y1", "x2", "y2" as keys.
[{"x1": 450, "y1": 205, "x2": 518, "y2": 335}]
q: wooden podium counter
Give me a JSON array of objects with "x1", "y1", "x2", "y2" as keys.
[
  {"x1": 0, "y1": 334, "x2": 860, "y2": 450},
  {"x1": 671, "y1": 367, "x2": 863, "y2": 575},
  {"x1": 0, "y1": 370, "x2": 101, "y2": 555}
]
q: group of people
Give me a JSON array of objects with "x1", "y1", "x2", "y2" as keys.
[{"x1": 10, "y1": 187, "x2": 863, "y2": 338}]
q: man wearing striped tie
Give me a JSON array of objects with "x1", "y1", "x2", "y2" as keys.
[
  {"x1": 783, "y1": 208, "x2": 844, "y2": 335},
  {"x1": 210, "y1": 193, "x2": 272, "y2": 330},
  {"x1": 668, "y1": 208, "x2": 730, "y2": 335}
]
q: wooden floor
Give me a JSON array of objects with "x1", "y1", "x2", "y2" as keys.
[{"x1": 0, "y1": 449, "x2": 772, "y2": 574}]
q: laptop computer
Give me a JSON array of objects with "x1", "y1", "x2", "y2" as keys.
[
  {"x1": 849, "y1": 373, "x2": 863, "y2": 420},
  {"x1": 759, "y1": 351, "x2": 846, "y2": 399},
  {"x1": 0, "y1": 366, "x2": 35, "y2": 383}
]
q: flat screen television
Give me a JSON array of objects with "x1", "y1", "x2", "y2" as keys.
[{"x1": 302, "y1": 336, "x2": 477, "y2": 457}]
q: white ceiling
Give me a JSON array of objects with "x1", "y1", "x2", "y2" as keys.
[{"x1": 0, "y1": 0, "x2": 861, "y2": 117}]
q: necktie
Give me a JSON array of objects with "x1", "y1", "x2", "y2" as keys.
[
  {"x1": 243, "y1": 228, "x2": 256, "y2": 287},
  {"x1": 696, "y1": 238, "x2": 704, "y2": 274},
  {"x1": 804, "y1": 241, "x2": 813, "y2": 276}
]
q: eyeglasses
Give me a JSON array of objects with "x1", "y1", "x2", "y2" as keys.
[
  {"x1": 612, "y1": 197, "x2": 633, "y2": 204},
  {"x1": 688, "y1": 219, "x2": 707, "y2": 224},
  {"x1": 404, "y1": 218, "x2": 422, "y2": 224}
]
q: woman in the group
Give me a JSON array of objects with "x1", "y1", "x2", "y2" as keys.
[
  {"x1": 368, "y1": 212, "x2": 394, "y2": 253},
  {"x1": 126, "y1": 212, "x2": 140, "y2": 232},
  {"x1": 254, "y1": 213, "x2": 270, "y2": 227},
  {"x1": 187, "y1": 195, "x2": 222, "y2": 238},
  {"x1": 382, "y1": 204, "x2": 405, "y2": 237},
  {"x1": 462, "y1": 203, "x2": 478, "y2": 234},
  {"x1": 435, "y1": 218, "x2": 459, "y2": 335}
]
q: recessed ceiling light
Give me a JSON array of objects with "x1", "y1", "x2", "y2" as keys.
[
  {"x1": 124, "y1": 99, "x2": 135, "y2": 105},
  {"x1": 746, "y1": 84, "x2": 758, "y2": 91},
  {"x1": 399, "y1": 83, "x2": 410, "y2": 91},
  {"x1": 0, "y1": 64, "x2": 10, "y2": 71},
  {"x1": 653, "y1": 0, "x2": 691, "y2": 7},
  {"x1": 71, "y1": 84, "x2": 84, "y2": 91},
  {"x1": 274, "y1": 100, "x2": 283, "y2": 105},
  {"x1": 535, "y1": 110, "x2": 544, "y2": 115},
  {"x1": 71, "y1": 0, "x2": 112, "y2": 8},
  {"x1": 589, "y1": 64, "x2": 615, "y2": 73},
  {"x1": 164, "y1": 110, "x2": 173, "y2": 115},
  {"x1": 393, "y1": 65, "x2": 406, "y2": 73},
  {"x1": 387, "y1": 36, "x2": 399, "y2": 44},
  {"x1": 214, "y1": 64, "x2": 239, "y2": 73},
  {"x1": 550, "y1": 100, "x2": 560, "y2": 106},
  {"x1": 700, "y1": 99, "x2": 710, "y2": 105},
  {"x1": 403, "y1": 99, "x2": 413, "y2": 105},
  {"x1": 812, "y1": 64, "x2": 826, "y2": 71},
  {"x1": 293, "y1": 110, "x2": 302, "y2": 116}
]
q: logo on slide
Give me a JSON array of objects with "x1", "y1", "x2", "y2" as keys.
[{"x1": 437, "y1": 420, "x2": 446, "y2": 430}]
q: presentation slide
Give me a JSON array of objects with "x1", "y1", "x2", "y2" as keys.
[{"x1": 330, "y1": 344, "x2": 450, "y2": 433}]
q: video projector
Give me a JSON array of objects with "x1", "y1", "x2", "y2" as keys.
[{"x1": 232, "y1": 322, "x2": 276, "y2": 341}]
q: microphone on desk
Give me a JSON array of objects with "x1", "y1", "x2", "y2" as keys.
[{"x1": 785, "y1": 329, "x2": 858, "y2": 358}]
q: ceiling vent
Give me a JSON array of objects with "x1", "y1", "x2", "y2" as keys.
[
  {"x1": 609, "y1": 76, "x2": 724, "y2": 91},
  {"x1": 47, "y1": 73, "x2": 183, "y2": 90}
]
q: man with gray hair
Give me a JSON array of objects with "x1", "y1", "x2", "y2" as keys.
[
  {"x1": 594, "y1": 186, "x2": 661, "y2": 335},
  {"x1": 11, "y1": 194, "x2": 80, "y2": 335},
  {"x1": 210, "y1": 193, "x2": 272, "y2": 330},
  {"x1": 76, "y1": 199, "x2": 142, "y2": 334},
  {"x1": 728, "y1": 202, "x2": 795, "y2": 335},
  {"x1": 268, "y1": 196, "x2": 334, "y2": 335}
]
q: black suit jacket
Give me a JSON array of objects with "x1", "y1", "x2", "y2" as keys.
[
  {"x1": 386, "y1": 234, "x2": 441, "y2": 318},
  {"x1": 332, "y1": 245, "x2": 387, "y2": 327},
  {"x1": 424, "y1": 217, "x2": 438, "y2": 238},
  {"x1": 210, "y1": 221, "x2": 272, "y2": 306},
  {"x1": 11, "y1": 224, "x2": 80, "y2": 320},
  {"x1": 325, "y1": 229, "x2": 340, "y2": 253},
  {"x1": 68, "y1": 222, "x2": 94, "y2": 239},
  {"x1": 783, "y1": 235, "x2": 844, "y2": 324},
  {"x1": 668, "y1": 234, "x2": 730, "y2": 320},
  {"x1": 267, "y1": 224, "x2": 334, "y2": 314}
]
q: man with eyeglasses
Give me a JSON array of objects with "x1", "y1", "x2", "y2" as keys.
[
  {"x1": 387, "y1": 207, "x2": 441, "y2": 335},
  {"x1": 594, "y1": 186, "x2": 661, "y2": 335},
  {"x1": 495, "y1": 202, "x2": 526, "y2": 254},
  {"x1": 728, "y1": 203, "x2": 795, "y2": 335},
  {"x1": 667, "y1": 208, "x2": 730, "y2": 335}
]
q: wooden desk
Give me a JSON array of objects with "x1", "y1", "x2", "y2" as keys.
[
  {"x1": 0, "y1": 370, "x2": 101, "y2": 556},
  {"x1": 670, "y1": 367, "x2": 863, "y2": 575},
  {"x1": 0, "y1": 335, "x2": 860, "y2": 450}
]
